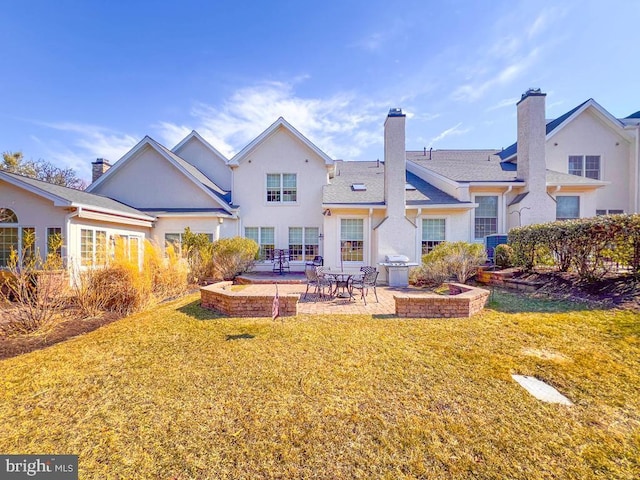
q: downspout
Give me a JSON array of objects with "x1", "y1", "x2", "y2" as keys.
[
  {"x1": 64, "y1": 206, "x2": 81, "y2": 282},
  {"x1": 416, "y1": 208, "x2": 422, "y2": 260},
  {"x1": 635, "y1": 127, "x2": 639, "y2": 213},
  {"x1": 368, "y1": 208, "x2": 373, "y2": 266},
  {"x1": 502, "y1": 186, "x2": 512, "y2": 233}
]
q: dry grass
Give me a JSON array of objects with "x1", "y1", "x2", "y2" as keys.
[{"x1": 0, "y1": 291, "x2": 638, "y2": 479}]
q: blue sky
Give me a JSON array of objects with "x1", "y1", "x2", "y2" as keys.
[{"x1": 2, "y1": 0, "x2": 639, "y2": 182}]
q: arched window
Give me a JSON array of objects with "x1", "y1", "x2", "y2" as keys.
[
  {"x1": 0, "y1": 208, "x2": 19, "y2": 267},
  {"x1": 0, "y1": 208, "x2": 18, "y2": 224}
]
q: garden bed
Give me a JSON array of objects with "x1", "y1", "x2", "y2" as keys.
[
  {"x1": 394, "y1": 283, "x2": 490, "y2": 318},
  {"x1": 200, "y1": 281, "x2": 299, "y2": 317}
]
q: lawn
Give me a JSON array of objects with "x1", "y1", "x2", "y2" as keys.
[{"x1": 1, "y1": 291, "x2": 638, "y2": 479}]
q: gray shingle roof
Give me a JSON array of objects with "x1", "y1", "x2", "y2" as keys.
[
  {"x1": 407, "y1": 150, "x2": 522, "y2": 182},
  {"x1": 545, "y1": 170, "x2": 606, "y2": 186},
  {"x1": 322, "y1": 160, "x2": 466, "y2": 206},
  {"x1": 1, "y1": 171, "x2": 153, "y2": 218}
]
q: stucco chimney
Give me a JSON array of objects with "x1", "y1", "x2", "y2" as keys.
[
  {"x1": 516, "y1": 89, "x2": 546, "y2": 194},
  {"x1": 384, "y1": 108, "x2": 406, "y2": 218},
  {"x1": 92, "y1": 158, "x2": 111, "y2": 183}
]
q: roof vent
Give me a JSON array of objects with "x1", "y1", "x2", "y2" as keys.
[{"x1": 351, "y1": 183, "x2": 366, "y2": 191}]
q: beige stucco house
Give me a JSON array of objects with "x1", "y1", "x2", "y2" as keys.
[{"x1": 2, "y1": 88, "x2": 639, "y2": 282}]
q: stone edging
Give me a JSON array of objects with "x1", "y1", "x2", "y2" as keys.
[
  {"x1": 393, "y1": 283, "x2": 490, "y2": 318},
  {"x1": 200, "y1": 281, "x2": 299, "y2": 317}
]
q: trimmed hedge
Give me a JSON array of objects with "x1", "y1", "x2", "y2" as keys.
[{"x1": 509, "y1": 214, "x2": 640, "y2": 280}]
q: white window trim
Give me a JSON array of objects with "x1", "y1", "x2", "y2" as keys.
[
  {"x1": 568, "y1": 154, "x2": 602, "y2": 180},
  {"x1": 337, "y1": 215, "x2": 368, "y2": 267},
  {"x1": 418, "y1": 215, "x2": 449, "y2": 258},
  {"x1": 46, "y1": 226, "x2": 64, "y2": 258},
  {"x1": 472, "y1": 194, "x2": 500, "y2": 241},
  {"x1": 245, "y1": 226, "x2": 276, "y2": 263},
  {"x1": 265, "y1": 173, "x2": 298, "y2": 205},
  {"x1": 555, "y1": 195, "x2": 581, "y2": 220},
  {"x1": 80, "y1": 227, "x2": 108, "y2": 267},
  {"x1": 288, "y1": 226, "x2": 320, "y2": 263}
]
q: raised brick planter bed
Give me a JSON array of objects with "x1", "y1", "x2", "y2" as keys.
[
  {"x1": 476, "y1": 267, "x2": 543, "y2": 293},
  {"x1": 200, "y1": 281, "x2": 299, "y2": 317},
  {"x1": 394, "y1": 283, "x2": 489, "y2": 318}
]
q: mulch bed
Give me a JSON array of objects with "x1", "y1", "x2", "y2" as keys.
[
  {"x1": 0, "y1": 311, "x2": 121, "y2": 361},
  {"x1": 513, "y1": 270, "x2": 640, "y2": 310}
]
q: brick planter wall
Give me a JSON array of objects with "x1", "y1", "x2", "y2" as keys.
[
  {"x1": 200, "y1": 282, "x2": 299, "y2": 317},
  {"x1": 394, "y1": 283, "x2": 489, "y2": 318},
  {"x1": 476, "y1": 267, "x2": 543, "y2": 292}
]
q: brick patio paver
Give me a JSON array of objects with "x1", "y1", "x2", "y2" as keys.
[{"x1": 234, "y1": 282, "x2": 404, "y2": 316}]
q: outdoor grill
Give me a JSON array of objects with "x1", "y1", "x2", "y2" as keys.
[{"x1": 379, "y1": 255, "x2": 419, "y2": 287}]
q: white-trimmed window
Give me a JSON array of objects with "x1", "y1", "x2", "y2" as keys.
[
  {"x1": 266, "y1": 173, "x2": 297, "y2": 203},
  {"x1": 422, "y1": 218, "x2": 445, "y2": 254},
  {"x1": 164, "y1": 232, "x2": 213, "y2": 255},
  {"x1": 245, "y1": 227, "x2": 275, "y2": 260},
  {"x1": 288, "y1": 227, "x2": 319, "y2": 261},
  {"x1": 474, "y1": 196, "x2": 498, "y2": 239},
  {"x1": 47, "y1": 227, "x2": 63, "y2": 258},
  {"x1": 596, "y1": 209, "x2": 624, "y2": 216},
  {"x1": 0, "y1": 209, "x2": 37, "y2": 267},
  {"x1": 81, "y1": 229, "x2": 107, "y2": 266},
  {"x1": 115, "y1": 234, "x2": 142, "y2": 263},
  {"x1": 340, "y1": 219, "x2": 364, "y2": 263},
  {"x1": 0, "y1": 208, "x2": 19, "y2": 267},
  {"x1": 568, "y1": 155, "x2": 600, "y2": 180},
  {"x1": 556, "y1": 196, "x2": 580, "y2": 220}
]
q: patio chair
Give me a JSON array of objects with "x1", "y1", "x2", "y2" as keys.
[
  {"x1": 303, "y1": 265, "x2": 332, "y2": 300},
  {"x1": 351, "y1": 266, "x2": 379, "y2": 305}
]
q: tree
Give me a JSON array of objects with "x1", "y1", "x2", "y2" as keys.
[{"x1": 1, "y1": 151, "x2": 87, "y2": 190}]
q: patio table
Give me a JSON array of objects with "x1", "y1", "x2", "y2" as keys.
[{"x1": 323, "y1": 271, "x2": 363, "y2": 299}]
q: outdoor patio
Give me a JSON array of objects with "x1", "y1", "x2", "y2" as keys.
[
  {"x1": 203, "y1": 272, "x2": 490, "y2": 317},
  {"x1": 231, "y1": 271, "x2": 397, "y2": 315}
]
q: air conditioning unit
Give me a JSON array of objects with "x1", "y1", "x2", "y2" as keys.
[{"x1": 485, "y1": 234, "x2": 509, "y2": 262}]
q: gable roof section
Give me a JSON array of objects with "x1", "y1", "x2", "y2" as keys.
[
  {"x1": 499, "y1": 99, "x2": 626, "y2": 161},
  {"x1": 87, "y1": 135, "x2": 232, "y2": 210},
  {"x1": 407, "y1": 150, "x2": 522, "y2": 182},
  {"x1": 228, "y1": 117, "x2": 334, "y2": 166},
  {"x1": 172, "y1": 130, "x2": 229, "y2": 163},
  {"x1": 0, "y1": 171, "x2": 154, "y2": 221},
  {"x1": 322, "y1": 160, "x2": 466, "y2": 206}
]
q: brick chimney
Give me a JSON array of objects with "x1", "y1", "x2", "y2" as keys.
[
  {"x1": 92, "y1": 158, "x2": 111, "y2": 183},
  {"x1": 516, "y1": 89, "x2": 546, "y2": 194},
  {"x1": 384, "y1": 108, "x2": 406, "y2": 218}
]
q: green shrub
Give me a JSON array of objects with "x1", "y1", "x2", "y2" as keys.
[
  {"x1": 494, "y1": 244, "x2": 514, "y2": 269},
  {"x1": 181, "y1": 227, "x2": 215, "y2": 284},
  {"x1": 508, "y1": 214, "x2": 640, "y2": 280},
  {"x1": 411, "y1": 241, "x2": 487, "y2": 286},
  {"x1": 211, "y1": 237, "x2": 259, "y2": 280}
]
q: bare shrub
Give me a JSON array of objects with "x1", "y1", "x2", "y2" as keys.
[{"x1": 0, "y1": 230, "x2": 68, "y2": 335}]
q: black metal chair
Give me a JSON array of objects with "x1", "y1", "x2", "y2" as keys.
[
  {"x1": 303, "y1": 265, "x2": 331, "y2": 300},
  {"x1": 351, "y1": 266, "x2": 379, "y2": 305},
  {"x1": 305, "y1": 255, "x2": 323, "y2": 267},
  {"x1": 272, "y1": 249, "x2": 290, "y2": 274}
]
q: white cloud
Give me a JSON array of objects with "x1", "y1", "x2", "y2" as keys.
[
  {"x1": 486, "y1": 97, "x2": 519, "y2": 111},
  {"x1": 428, "y1": 122, "x2": 471, "y2": 147},
  {"x1": 452, "y1": 48, "x2": 540, "y2": 103},
  {"x1": 155, "y1": 81, "x2": 388, "y2": 160},
  {"x1": 39, "y1": 121, "x2": 138, "y2": 162}
]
